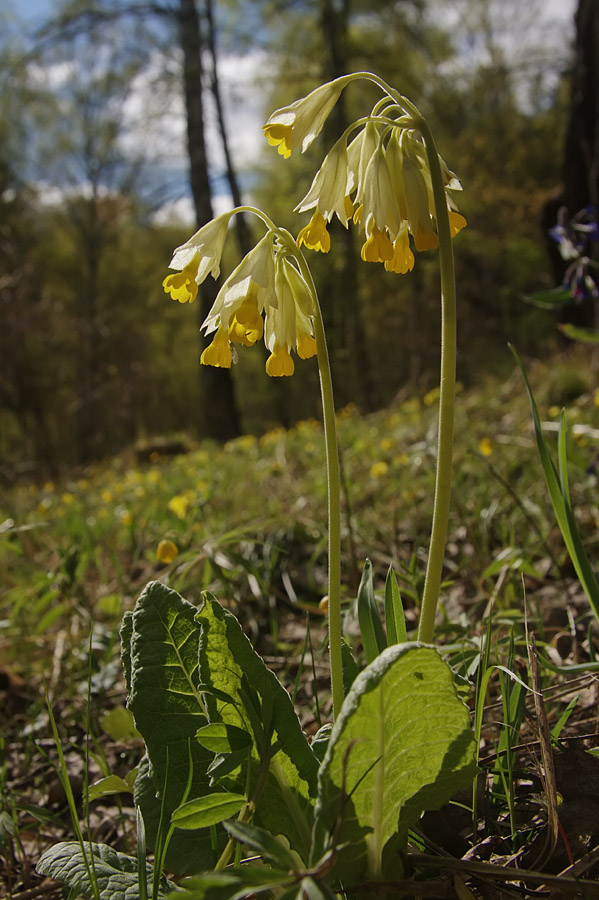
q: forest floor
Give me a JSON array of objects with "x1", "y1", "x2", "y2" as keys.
[{"x1": 3, "y1": 345, "x2": 599, "y2": 898}]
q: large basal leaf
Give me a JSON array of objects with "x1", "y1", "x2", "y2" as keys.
[
  {"x1": 197, "y1": 593, "x2": 319, "y2": 862},
  {"x1": 126, "y1": 581, "x2": 221, "y2": 875},
  {"x1": 36, "y1": 841, "x2": 175, "y2": 900},
  {"x1": 312, "y1": 643, "x2": 478, "y2": 884}
]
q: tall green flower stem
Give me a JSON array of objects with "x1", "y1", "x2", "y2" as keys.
[
  {"x1": 350, "y1": 73, "x2": 458, "y2": 642},
  {"x1": 411, "y1": 117, "x2": 457, "y2": 644},
  {"x1": 200, "y1": 206, "x2": 345, "y2": 718},
  {"x1": 293, "y1": 246, "x2": 344, "y2": 719}
]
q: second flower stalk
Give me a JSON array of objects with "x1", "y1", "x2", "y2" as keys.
[{"x1": 162, "y1": 71, "x2": 466, "y2": 717}]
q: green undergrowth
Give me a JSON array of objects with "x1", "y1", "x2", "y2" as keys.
[
  {"x1": 2, "y1": 350, "x2": 599, "y2": 676},
  {"x1": 3, "y1": 348, "x2": 599, "y2": 895}
]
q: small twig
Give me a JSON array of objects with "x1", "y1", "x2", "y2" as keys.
[
  {"x1": 559, "y1": 842, "x2": 599, "y2": 878},
  {"x1": 1, "y1": 880, "x2": 62, "y2": 900},
  {"x1": 408, "y1": 852, "x2": 599, "y2": 896}
]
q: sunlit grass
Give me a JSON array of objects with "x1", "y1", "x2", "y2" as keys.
[{"x1": 2, "y1": 350, "x2": 598, "y2": 669}]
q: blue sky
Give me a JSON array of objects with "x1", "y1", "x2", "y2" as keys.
[
  {"x1": 10, "y1": 0, "x2": 53, "y2": 24},
  {"x1": 5, "y1": 0, "x2": 579, "y2": 224}
]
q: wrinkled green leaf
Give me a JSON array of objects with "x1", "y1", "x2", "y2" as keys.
[
  {"x1": 197, "y1": 593, "x2": 318, "y2": 863},
  {"x1": 126, "y1": 581, "x2": 221, "y2": 875},
  {"x1": 36, "y1": 841, "x2": 174, "y2": 900},
  {"x1": 312, "y1": 643, "x2": 478, "y2": 884},
  {"x1": 310, "y1": 724, "x2": 333, "y2": 764},
  {"x1": 172, "y1": 792, "x2": 246, "y2": 829}
]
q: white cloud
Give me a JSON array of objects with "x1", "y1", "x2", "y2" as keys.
[{"x1": 117, "y1": 47, "x2": 268, "y2": 222}]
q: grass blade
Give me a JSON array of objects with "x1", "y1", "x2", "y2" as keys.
[
  {"x1": 384, "y1": 566, "x2": 407, "y2": 645},
  {"x1": 357, "y1": 559, "x2": 387, "y2": 663},
  {"x1": 511, "y1": 345, "x2": 599, "y2": 622}
]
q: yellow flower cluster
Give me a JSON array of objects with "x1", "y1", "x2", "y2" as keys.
[
  {"x1": 163, "y1": 216, "x2": 317, "y2": 377},
  {"x1": 263, "y1": 77, "x2": 467, "y2": 271}
]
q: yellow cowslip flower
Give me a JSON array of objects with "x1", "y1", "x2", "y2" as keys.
[
  {"x1": 297, "y1": 210, "x2": 331, "y2": 253},
  {"x1": 263, "y1": 75, "x2": 353, "y2": 157},
  {"x1": 295, "y1": 138, "x2": 351, "y2": 227},
  {"x1": 361, "y1": 226, "x2": 394, "y2": 262},
  {"x1": 197, "y1": 229, "x2": 316, "y2": 378},
  {"x1": 385, "y1": 226, "x2": 414, "y2": 274},
  {"x1": 164, "y1": 212, "x2": 233, "y2": 295},
  {"x1": 266, "y1": 342, "x2": 295, "y2": 376},
  {"x1": 401, "y1": 144, "x2": 439, "y2": 252},
  {"x1": 361, "y1": 143, "x2": 401, "y2": 241},
  {"x1": 346, "y1": 121, "x2": 380, "y2": 203},
  {"x1": 265, "y1": 78, "x2": 467, "y2": 276},
  {"x1": 201, "y1": 326, "x2": 233, "y2": 368},
  {"x1": 156, "y1": 539, "x2": 178, "y2": 564},
  {"x1": 264, "y1": 257, "x2": 317, "y2": 376},
  {"x1": 202, "y1": 234, "x2": 277, "y2": 339},
  {"x1": 385, "y1": 129, "x2": 408, "y2": 220},
  {"x1": 448, "y1": 211, "x2": 467, "y2": 238},
  {"x1": 400, "y1": 131, "x2": 466, "y2": 248},
  {"x1": 228, "y1": 285, "x2": 264, "y2": 346},
  {"x1": 162, "y1": 254, "x2": 200, "y2": 304},
  {"x1": 297, "y1": 332, "x2": 317, "y2": 359}
]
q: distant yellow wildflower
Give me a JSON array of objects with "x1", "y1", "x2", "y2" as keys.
[
  {"x1": 156, "y1": 539, "x2": 179, "y2": 564},
  {"x1": 370, "y1": 460, "x2": 389, "y2": 478},
  {"x1": 168, "y1": 493, "x2": 191, "y2": 519},
  {"x1": 478, "y1": 437, "x2": 493, "y2": 457}
]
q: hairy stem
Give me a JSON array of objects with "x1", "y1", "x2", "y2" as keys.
[
  {"x1": 294, "y1": 250, "x2": 344, "y2": 719},
  {"x1": 413, "y1": 117, "x2": 458, "y2": 644}
]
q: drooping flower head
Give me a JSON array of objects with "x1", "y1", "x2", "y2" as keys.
[
  {"x1": 263, "y1": 75, "x2": 353, "y2": 158},
  {"x1": 162, "y1": 211, "x2": 234, "y2": 302},
  {"x1": 164, "y1": 210, "x2": 318, "y2": 377},
  {"x1": 295, "y1": 138, "x2": 351, "y2": 227},
  {"x1": 264, "y1": 74, "x2": 467, "y2": 270}
]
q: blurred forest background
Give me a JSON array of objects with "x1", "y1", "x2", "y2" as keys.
[{"x1": 0, "y1": 0, "x2": 590, "y2": 478}]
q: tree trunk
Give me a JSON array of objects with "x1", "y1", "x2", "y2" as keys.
[
  {"x1": 319, "y1": 0, "x2": 378, "y2": 411},
  {"x1": 178, "y1": 0, "x2": 240, "y2": 440},
  {"x1": 203, "y1": 0, "x2": 251, "y2": 257},
  {"x1": 563, "y1": 0, "x2": 599, "y2": 215},
  {"x1": 543, "y1": 0, "x2": 599, "y2": 328}
]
